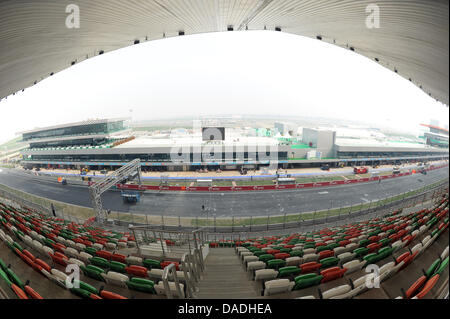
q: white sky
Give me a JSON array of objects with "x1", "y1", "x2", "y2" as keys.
[{"x1": 1, "y1": 30, "x2": 448, "y2": 144}]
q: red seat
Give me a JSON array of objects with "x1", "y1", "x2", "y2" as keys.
[
  {"x1": 100, "y1": 290, "x2": 127, "y2": 299},
  {"x1": 111, "y1": 253, "x2": 127, "y2": 263},
  {"x1": 274, "y1": 253, "x2": 290, "y2": 260},
  {"x1": 318, "y1": 250, "x2": 334, "y2": 260},
  {"x1": 96, "y1": 250, "x2": 113, "y2": 260},
  {"x1": 266, "y1": 249, "x2": 280, "y2": 255},
  {"x1": 35, "y1": 258, "x2": 51, "y2": 273},
  {"x1": 300, "y1": 262, "x2": 322, "y2": 274},
  {"x1": 125, "y1": 265, "x2": 148, "y2": 277},
  {"x1": 22, "y1": 249, "x2": 35, "y2": 262},
  {"x1": 49, "y1": 253, "x2": 68, "y2": 267},
  {"x1": 415, "y1": 274, "x2": 440, "y2": 299},
  {"x1": 367, "y1": 242, "x2": 382, "y2": 253},
  {"x1": 405, "y1": 275, "x2": 427, "y2": 299},
  {"x1": 320, "y1": 267, "x2": 347, "y2": 283}
]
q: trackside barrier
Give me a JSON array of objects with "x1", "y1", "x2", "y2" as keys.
[{"x1": 114, "y1": 164, "x2": 448, "y2": 192}]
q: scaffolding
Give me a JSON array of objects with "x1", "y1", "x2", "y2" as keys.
[{"x1": 89, "y1": 158, "x2": 141, "y2": 223}]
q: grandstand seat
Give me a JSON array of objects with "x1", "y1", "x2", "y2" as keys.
[
  {"x1": 68, "y1": 258, "x2": 85, "y2": 268},
  {"x1": 343, "y1": 260, "x2": 366, "y2": 274},
  {"x1": 264, "y1": 279, "x2": 295, "y2": 296},
  {"x1": 285, "y1": 256, "x2": 302, "y2": 266},
  {"x1": 125, "y1": 265, "x2": 148, "y2": 277},
  {"x1": 302, "y1": 253, "x2": 319, "y2": 262},
  {"x1": 243, "y1": 255, "x2": 258, "y2": 265},
  {"x1": 322, "y1": 284, "x2": 352, "y2": 299},
  {"x1": 100, "y1": 271, "x2": 129, "y2": 288},
  {"x1": 78, "y1": 252, "x2": 93, "y2": 263},
  {"x1": 126, "y1": 256, "x2": 143, "y2": 266},
  {"x1": 247, "y1": 261, "x2": 266, "y2": 272},
  {"x1": 337, "y1": 252, "x2": 355, "y2": 264},
  {"x1": 147, "y1": 268, "x2": 164, "y2": 281},
  {"x1": 254, "y1": 269, "x2": 278, "y2": 281}
]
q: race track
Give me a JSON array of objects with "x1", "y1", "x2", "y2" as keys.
[{"x1": 0, "y1": 167, "x2": 448, "y2": 218}]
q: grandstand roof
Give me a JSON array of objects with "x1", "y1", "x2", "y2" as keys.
[
  {"x1": 18, "y1": 117, "x2": 130, "y2": 135},
  {"x1": 0, "y1": 1, "x2": 448, "y2": 105},
  {"x1": 421, "y1": 124, "x2": 449, "y2": 135}
]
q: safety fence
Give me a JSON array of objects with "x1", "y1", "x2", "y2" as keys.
[{"x1": 1, "y1": 174, "x2": 448, "y2": 235}]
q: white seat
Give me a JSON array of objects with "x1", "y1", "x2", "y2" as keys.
[
  {"x1": 343, "y1": 260, "x2": 366, "y2": 274},
  {"x1": 127, "y1": 241, "x2": 137, "y2": 247},
  {"x1": 4, "y1": 234, "x2": 13, "y2": 244},
  {"x1": 379, "y1": 261, "x2": 404, "y2": 282},
  {"x1": 255, "y1": 269, "x2": 278, "y2": 281},
  {"x1": 106, "y1": 242, "x2": 117, "y2": 250},
  {"x1": 75, "y1": 243, "x2": 86, "y2": 251},
  {"x1": 345, "y1": 243, "x2": 358, "y2": 253},
  {"x1": 303, "y1": 248, "x2": 316, "y2": 255},
  {"x1": 264, "y1": 279, "x2": 295, "y2": 296},
  {"x1": 333, "y1": 247, "x2": 346, "y2": 256},
  {"x1": 240, "y1": 251, "x2": 253, "y2": 260},
  {"x1": 67, "y1": 258, "x2": 85, "y2": 268},
  {"x1": 296, "y1": 295, "x2": 316, "y2": 299},
  {"x1": 126, "y1": 256, "x2": 143, "y2": 266},
  {"x1": 322, "y1": 284, "x2": 351, "y2": 299},
  {"x1": 51, "y1": 268, "x2": 68, "y2": 282},
  {"x1": 285, "y1": 257, "x2": 302, "y2": 266},
  {"x1": 92, "y1": 243, "x2": 103, "y2": 250},
  {"x1": 422, "y1": 235, "x2": 431, "y2": 246},
  {"x1": 148, "y1": 268, "x2": 164, "y2": 281},
  {"x1": 337, "y1": 252, "x2": 355, "y2": 264},
  {"x1": 63, "y1": 247, "x2": 79, "y2": 258},
  {"x1": 154, "y1": 281, "x2": 185, "y2": 298},
  {"x1": 391, "y1": 240, "x2": 405, "y2": 252},
  {"x1": 66, "y1": 240, "x2": 77, "y2": 249},
  {"x1": 42, "y1": 246, "x2": 54, "y2": 256},
  {"x1": 302, "y1": 253, "x2": 319, "y2": 262},
  {"x1": 101, "y1": 271, "x2": 129, "y2": 288},
  {"x1": 243, "y1": 255, "x2": 259, "y2": 264},
  {"x1": 411, "y1": 243, "x2": 422, "y2": 255},
  {"x1": 78, "y1": 252, "x2": 93, "y2": 263},
  {"x1": 247, "y1": 261, "x2": 266, "y2": 272},
  {"x1": 118, "y1": 242, "x2": 127, "y2": 249},
  {"x1": 441, "y1": 246, "x2": 449, "y2": 260}
]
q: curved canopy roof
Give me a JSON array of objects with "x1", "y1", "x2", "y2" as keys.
[{"x1": 0, "y1": 0, "x2": 448, "y2": 105}]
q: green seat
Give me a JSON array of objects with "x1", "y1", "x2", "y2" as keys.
[
  {"x1": 359, "y1": 239, "x2": 370, "y2": 247},
  {"x1": 289, "y1": 250, "x2": 303, "y2": 257},
  {"x1": 89, "y1": 257, "x2": 109, "y2": 269},
  {"x1": 109, "y1": 261, "x2": 126, "y2": 273},
  {"x1": 259, "y1": 254, "x2": 275, "y2": 262},
  {"x1": 278, "y1": 266, "x2": 301, "y2": 278},
  {"x1": 73, "y1": 280, "x2": 99, "y2": 295},
  {"x1": 70, "y1": 287, "x2": 97, "y2": 299},
  {"x1": 320, "y1": 257, "x2": 339, "y2": 268},
  {"x1": 434, "y1": 256, "x2": 448, "y2": 276},
  {"x1": 376, "y1": 247, "x2": 393, "y2": 260},
  {"x1": 354, "y1": 247, "x2": 370, "y2": 257},
  {"x1": 426, "y1": 259, "x2": 441, "y2": 278},
  {"x1": 267, "y1": 259, "x2": 286, "y2": 269},
  {"x1": 80, "y1": 265, "x2": 105, "y2": 281},
  {"x1": 126, "y1": 278, "x2": 155, "y2": 294},
  {"x1": 363, "y1": 253, "x2": 379, "y2": 264},
  {"x1": 84, "y1": 247, "x2": 97, "y2": 255},
  {"x1": 315, "y1": 245, "x2": 330, "y2": 253},
  {"x1": 143, "y1": 259, "x2": 161, "y2": 269},
  {"x1": 293, "y1": 273, "x2": 323, "y2": 290}
]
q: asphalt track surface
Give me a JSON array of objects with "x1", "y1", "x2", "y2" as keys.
[{"x1": 0, "y1": 167, "x2": 448, "y2": 218}]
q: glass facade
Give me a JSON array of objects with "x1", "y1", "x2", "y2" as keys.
[{"x1": 22, "y1": 121, "x2": 124, "y2": 141}]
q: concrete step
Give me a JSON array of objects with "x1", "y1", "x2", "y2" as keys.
[{"x1": 196, "y1": 248, "x2": 260, "y2": 299}]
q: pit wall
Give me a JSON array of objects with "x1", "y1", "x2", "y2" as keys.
[{"x1": 115, "y1": 164, "x2": 448, "y2": 192}]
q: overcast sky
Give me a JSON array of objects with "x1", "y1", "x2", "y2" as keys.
[{"x1": 1, "y1": 30, "x2": 448, "y2": 144}]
